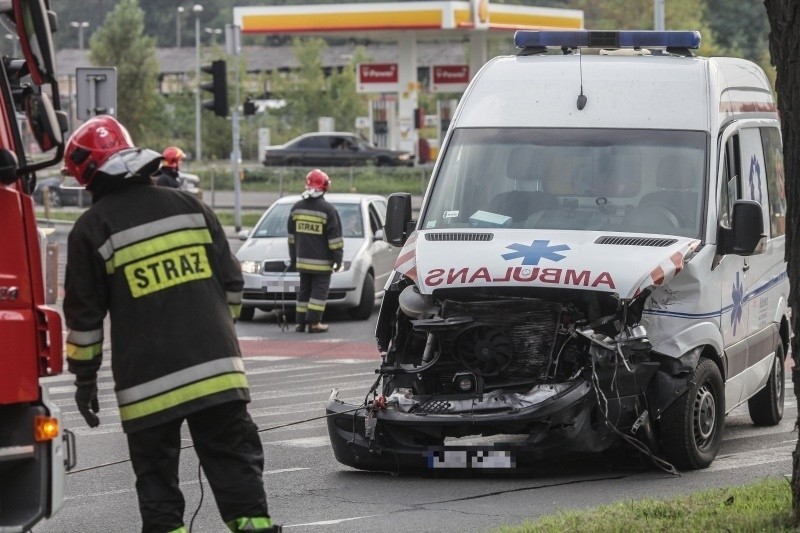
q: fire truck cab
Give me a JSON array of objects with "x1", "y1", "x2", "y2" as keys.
[{"x1": 0, "y1": 1, "x2": 72, "y2": 531}]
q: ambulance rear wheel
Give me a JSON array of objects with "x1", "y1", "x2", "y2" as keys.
[
  {"x1": 239, "y1": 306, "x2": 255, "y2": 322},
  {"x1": 748, "y1": 343, "x2": 784, "y2": 426},
  {"x1": 658, "y1": 358, "x2": 724, "y2": 470}
]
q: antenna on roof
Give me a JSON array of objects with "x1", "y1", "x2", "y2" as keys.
[{"x1": 577, "y1": 47, "x2": 587, "y2": 111}]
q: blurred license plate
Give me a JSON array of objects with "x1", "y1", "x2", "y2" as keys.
[
  {"x1": 263, "y1": 279, "x2": 300, "y2": 292},
  {"x1": 426, "y1": 448, "x2": 515, "y2": 469}
]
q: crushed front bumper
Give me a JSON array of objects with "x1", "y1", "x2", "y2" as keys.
[{"x1": 326, "y1": 379, "x2": 628, "y2": 473}]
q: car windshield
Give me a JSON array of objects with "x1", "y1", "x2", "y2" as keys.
[
  {"x1": 252, "y1": 202, "x2": 363, "y2": 238},
  {"x1": 422, "y1": 128, "x2": 707, "y2": 238}
]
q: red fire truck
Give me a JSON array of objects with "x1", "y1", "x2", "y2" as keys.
[{"x1": 0, "y1": 1, "x2": 74, "y2": 531}]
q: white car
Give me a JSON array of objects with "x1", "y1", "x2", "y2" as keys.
[{"x1": 236, "y1": 193, "x2": 399, "y2": 321}]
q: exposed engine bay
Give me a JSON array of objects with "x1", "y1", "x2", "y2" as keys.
[{"x1": 326, "y1": 277, "x2": 693, "y2": 473}]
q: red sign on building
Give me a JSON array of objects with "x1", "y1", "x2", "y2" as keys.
[
  {"x1": 432, "y1": 65, "x2": 470, "y2": 85},
  {"x1": 357, "y1": 63, "x2": 400, "y2": 93},
  {"x1": 359, "y1": 64, "x2": 398, "y2": 83},
  {"x1": 431, "y1": 65, "x2": 470, "y2": 93}
]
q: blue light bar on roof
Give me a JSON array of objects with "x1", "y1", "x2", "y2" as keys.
[{"x1": 514, "y1": 30, "x2": 701, "y2": 50}]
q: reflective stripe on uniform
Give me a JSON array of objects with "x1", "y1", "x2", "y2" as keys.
[
  {"x1": 296, "y1": 303, "x2": 308, "y2": 313},
  {"x1": 166, "y1": 527, "x2": 187, "y2": 533},
  {"x1": 98, "y1": 213, "x2": 207, "y2": 261},
  {"x1": 66, "y1": 328, "x2": 104, "y2": 361},
  {"x1": 296, "y1": 262, "x2": 331, "y2": 272},
  {"x1": 308, "y1": 297, "x2": 326, "y2": 312},
  {"x1": 119, "y1": 372, "x2": 249, "y2": 422},
  {"x1": 106, "y1": 228, "x2": 213, "y2": 274},
  {"x1": 117, "y1": 357, "x2": 246, "y2": 405},
  {"x1": 230, "y1": 303, "x2": 242, "y2": 318},
  {"x1": 292, "y1": 208, "x2": 328, "y2": 222},
  {"x1": 328, "y1": 236, "x2": 344, "y2": 250},
  {"x1": 66, "y1": 342, "x2": 102, "y2": 361},
  {"x1": 226, "y1": 291, "x2": 242, "y2": 305}
]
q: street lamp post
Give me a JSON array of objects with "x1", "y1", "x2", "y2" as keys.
[
  {"x1": 193, "y1": 4, "x2": 203, "y2": 162},
  {"x1": 70, "y1": 21, "x2": 90, "y2": 50},
  {"x1": 176, "y1": 6, "x2": 184, "y2": 48},
  {"x1": 204, "y1": 27, "x2": 222, "y2": 45}
]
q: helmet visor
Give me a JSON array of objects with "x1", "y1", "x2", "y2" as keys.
[{"x1": 97, "y1": 148, "x2": 162, "y2": 179}]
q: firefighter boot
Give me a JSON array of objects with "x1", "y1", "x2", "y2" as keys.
[
  {"x1": 226, "y1": 516, "x2": 282, "y2": 532},
  {"x1": 308, "y1": 323, "x2": 329, "y2": 333}
]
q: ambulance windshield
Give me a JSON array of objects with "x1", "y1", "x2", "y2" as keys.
[{"x1": 423, "y1": 128, "x2": 707, "y2": 238}]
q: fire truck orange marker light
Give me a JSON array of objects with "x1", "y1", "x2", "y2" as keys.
[{"x1": 34, "y1": 416, "x2": 59, "y2": 442}]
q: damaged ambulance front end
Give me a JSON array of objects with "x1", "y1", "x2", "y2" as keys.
[{"x1": 326, "y1": 214, "x2": 706, "y2": 473}]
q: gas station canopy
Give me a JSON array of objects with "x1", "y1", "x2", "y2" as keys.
[
  {"x1": 233, "y1": 1, "x2": 583, "y2": 36},
  {"x1": 233, "y1": 2, "x2": 583, "y2": 157}
]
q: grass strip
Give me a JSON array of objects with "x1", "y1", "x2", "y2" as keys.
[{"x1": 493, "y1": 477, "x2": 793, "y2": 533}]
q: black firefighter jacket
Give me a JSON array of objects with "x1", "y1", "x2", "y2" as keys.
[
  {"x1": 287, "y1": 195, "x2": 343, "y2": 273},
  {"x1": 64, "y1": 183, "x2": 248, "y2": 433}
]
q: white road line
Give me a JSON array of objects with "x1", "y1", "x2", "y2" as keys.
[
  {"x1": 706, "y1": 444, "x2": 793, "y2": 472},
  {"x1": 265, "y1": 436, "x2": 331, "y2": 448},
  {"x1": 285, "y1": 515, "x2": 380, "y2": 528}
]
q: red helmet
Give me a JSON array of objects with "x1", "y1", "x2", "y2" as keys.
[
  {"x1": 64, "y1": 115, "x2": 135, "y2": 186},
  {"x1": 162, "y1": 146, "x2": 186, "y2": 168},
  {"x1": 305, "y1": 169, "x2": 330, "y2": 192},
  {"x1": 63, "y1": 115, "x2": 161, "y2": 189}
]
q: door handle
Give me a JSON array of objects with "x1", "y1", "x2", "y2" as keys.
[{"x1": 743, "y1": 262, "x2": 750, "y2": 272}]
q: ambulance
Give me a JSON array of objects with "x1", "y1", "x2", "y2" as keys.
[{"x1": 326, "y1": 30, "x2": 789, "y2": 472}]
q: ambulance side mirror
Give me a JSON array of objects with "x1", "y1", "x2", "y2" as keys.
[
  {"x1": 384, "y1": 192, "x2": 414, "y2": 247},
  {"x1": 720, "y1": 200, "x2": 766, "y2": 256}
]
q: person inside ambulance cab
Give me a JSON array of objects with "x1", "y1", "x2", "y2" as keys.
[{"x1": 61, "y1": 115, "x2": 280, "y2": 533}]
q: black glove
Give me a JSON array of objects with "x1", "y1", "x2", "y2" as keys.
[{"x1": 75, "y1": 379, "x2": 100, "y2": 428}]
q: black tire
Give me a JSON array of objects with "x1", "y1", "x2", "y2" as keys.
[
  {"x1": 659, "y1": 358, "x2": 724, "y2": 470},
  {"x1": 748, "y1": 343, "x2": 785, "y2": 426},
  {"x1": 348, "y1": 273, "x2": 375, "y2": 320},
  {"x1": 239, "y1": 306, "x2": 255, "y2": 322}
]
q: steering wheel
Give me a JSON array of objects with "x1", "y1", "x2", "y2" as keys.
[{"x1": 643, "y1": 203, "x2": 681, "y2": 229}]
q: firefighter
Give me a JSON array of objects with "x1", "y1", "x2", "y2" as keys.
[
  {"x1": 62, "y1": 116, "x2": 280, "y2": 533},
  {"x1": 152, "y1": 146, "x2": 185, "y2": 188},
  {"x1": 288, "y1": 169, "x2": 343, "y2": 333}
]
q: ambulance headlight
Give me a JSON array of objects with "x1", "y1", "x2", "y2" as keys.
[{"x1": 240, "y1": 260, "x2": 262, "y2": 274}]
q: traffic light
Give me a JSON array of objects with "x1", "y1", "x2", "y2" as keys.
[
  {"x1": 243, "y1": 97, "x2": 256, "y2": 116},
  {"x1": 201, "y1": 60, "x2": 228, "y2": 117}
]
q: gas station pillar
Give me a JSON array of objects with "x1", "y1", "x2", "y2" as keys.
[
  {"x1": 469, "y1": 31, "x2": 488, "y2": 82},
  {"x1": 397, "y1": 33, "x2": 418, "y2": 157}
]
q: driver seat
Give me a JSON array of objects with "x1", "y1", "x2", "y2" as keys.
[{"x1": 637, "y1": 155, "x2": 699, "y2": 228}]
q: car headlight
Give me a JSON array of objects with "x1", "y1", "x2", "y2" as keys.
[
  {"x1": 334, "y1": 261, "x2": 352, "y2": 272},
  {"x1": 398, "y1": 154, "x2": 410, "y2": 161},
  {"x1": 240, "y1": 260, "x2": 262, "y2": 274}
]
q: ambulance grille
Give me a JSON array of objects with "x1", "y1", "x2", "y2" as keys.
[
  {"x1": 595, "y1": 236, "x2": 677, "y2": 247},
  {"x1": 425, "y1": 233, "x2": 493, "y2": 242}
]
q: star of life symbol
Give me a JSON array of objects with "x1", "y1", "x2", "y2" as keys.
[
  {"x1": 748, "y1": 155, "x2": 763, "y2": 204},
  {"x1": 501, "y1": 240, "x2": 570, "y2": 265},
  {"x1": 731, "y1": 271, "x2": 744, "y2": 336}
]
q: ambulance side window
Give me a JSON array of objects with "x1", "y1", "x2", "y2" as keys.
[
  {"x1": 718, "y1": 134, "x2": 741, "y2": 230},
  {"x1": 760, "y1": 127, "x2": 786, "y2": 237}
]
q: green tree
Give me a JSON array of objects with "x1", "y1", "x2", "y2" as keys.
[
  {"x1": 88, "y1": 0, "x2": 165, "y2": 145},
  {"x1": 763, "y1": 0, "x2": 800, "y2": 523},
  {"x1": 270, "y1": 38, "x2": 368, "y2": 140},
  {"x1": 570, "y1": 0, "x2": 720, "y2": 55}
]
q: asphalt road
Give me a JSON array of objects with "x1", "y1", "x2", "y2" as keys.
[{"x1": 35, "y1": 225, "x2": 797, "y2": 533}]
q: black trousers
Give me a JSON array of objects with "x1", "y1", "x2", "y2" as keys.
[
  {"x1": 296, "y1": 272, "x2": 331, "y2": 325},
  {"x1": 126, "y1": 401, "x2": 269, "y2": 533}
]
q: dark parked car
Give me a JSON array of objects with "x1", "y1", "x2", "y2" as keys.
[
  {"x1": 263, "y1": 132, "x2": 413, "y2": 167},
  {"x1": 32, "y1": 176, "x2": 91, "y2": 207}
]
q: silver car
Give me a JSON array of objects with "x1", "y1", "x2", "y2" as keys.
[{"x1": 236, "y1": 193, "x2": 399, "y2": 321}]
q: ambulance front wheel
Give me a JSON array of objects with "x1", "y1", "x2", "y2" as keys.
[{"x1": 658, "y1": 358, "x2": 724, "y2": 470}]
